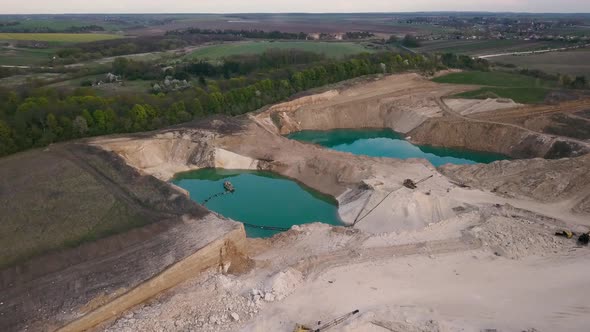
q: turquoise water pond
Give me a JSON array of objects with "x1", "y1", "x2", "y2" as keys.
[
  {"x1": 173, "y1": 169, "x2": 342, "y2": 238},
  {"x1": 287, "y1": 129, "x2": 508, "y2": 166}
]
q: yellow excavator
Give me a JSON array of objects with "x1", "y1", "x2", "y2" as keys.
[{"x1": 294, "y1": 309, "x2": 360, "y2": 332}]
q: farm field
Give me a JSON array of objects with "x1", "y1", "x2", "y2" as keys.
[
  {"x1": 0, "y1": 46, "x2": 55, "y2": 66},
  {"x1": 434, "y1": 71, "x2": 557, "y2": 103},
  {"x1": 185, "y1": 41, "x2": 373, "y2": 60},
  {"x1": 0, "y1": 32, "x2": 123, "y2": 42},
  {"x1": 414, "y1": 39, "x2": 567, "y2": 56},
  {"x1": 454, "y1": 87, "x2": 551, "y2": 104},
  {"x1": 492, "y1": 49, "x2": 590, "y2": 77},
  {"x1": 433, "y1": 71, "x2": 556, "y2": 88},
  {"x1": 0, "y1": 18, "x2": 127, "y2": 32}
]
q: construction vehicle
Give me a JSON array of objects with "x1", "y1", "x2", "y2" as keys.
[{"x1": 293, "y1": 309, "x2": 360, "y2": 332}]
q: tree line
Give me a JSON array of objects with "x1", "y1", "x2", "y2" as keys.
[
  {"x1": 0, "y1": 25, "x2": 106, "y2": 33},
  {"x1": 111, "y1": 49, "x2": 328, "y2": 82},
  {"x1": 166, "y1": 28, "x2": 308, "y2": 40},
  {"x1": 0, "y1": 51, "x2": 441, "y2": 157}
]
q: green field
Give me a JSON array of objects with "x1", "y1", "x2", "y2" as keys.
[
  {"x1": 492, "y1": 49, "x2": 590, "y2": 77},
  {"x1": 186, "y1": 41, "x2": 373, "y2": 60},
  {"x1": 0, "y1": 32, "x2": 123, "y2": 43},
  {"x1": 454, "y1": 87, "x2": 551, "y2": 104},
  {"x1": 433, "y1": 71, "x2": 556, "y2": 88},
  {"x1": 0, "y1": 46, "x2": 55, "y2": 66},
  {"x1": 0, "y1": 19, "x2": 127, "y2": 32},
  {"x1": 434, "y1": 71, "x2": 556, "y2": 103}
]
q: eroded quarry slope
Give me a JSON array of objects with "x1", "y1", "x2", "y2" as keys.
[{"x1": 1, "y1": 73, "x2": 590, "y2": 332}]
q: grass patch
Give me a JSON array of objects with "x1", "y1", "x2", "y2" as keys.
[
  {"x1": 435, "y1": 71, "x2": 557, "y2": 104},
  {"x1": 0, "y1": 32, "x2": 123, "y2": 43},
  {"x1": 433, "y1": 71, "x2": 556, "y2": 88},
  {"x1": 186, "y1": 41, "x2": 372, "y2": 60},
  {"x1": 491, "y1": 49, "x2": 590, "y2": 77},
  {"x1": 455, "y1": 87, "x2": 550, "y2": 104},
  {"x1": 0, "y1": 46, "x2": 56, "y2": 66}
]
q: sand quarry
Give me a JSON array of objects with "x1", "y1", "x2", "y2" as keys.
[
  {"x1": 85, "y1": 73, "x2": 590, "y2": 332},
  {"x1": 6, "y1": 73, "x2": 589, "y2": 332}
]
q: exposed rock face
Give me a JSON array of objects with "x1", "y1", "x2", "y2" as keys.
[
  {"x1": 257, "y1": 73, "x2": 589, "y2": 159},
  {"x1": 439, "y1": 154, "x2": 590, "y2": 214},
  {"x1": 262, "y1": 74, "x2": 458, "y2": 136},
  {"x1": 96, "y1": 129, "x2": 258, "y2": 181}
]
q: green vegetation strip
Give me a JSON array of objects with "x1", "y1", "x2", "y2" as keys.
[
  {"x1": 454, "y1": 87, "x2": 551, "y2": 104},
  {"x1": 186, "y1": 41, "x2": 372, "y2": 60},
  {"x1": 0, "y1": 33, "x2": 123, "y2": 42},
  {"x1": 433, "y1": 71, "x2": 556, "y2": 88},
  {"x1": 434, "y1": 71, "x2": 557, "y2": 104}
]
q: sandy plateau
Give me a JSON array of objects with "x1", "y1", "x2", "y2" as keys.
[{"x1": 84, "y1": 73, "x2": 590, "y2": 332}]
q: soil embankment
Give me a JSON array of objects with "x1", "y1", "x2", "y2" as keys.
[{"x1": 0, "y1": 144, "x2": 247, "y2": 332}]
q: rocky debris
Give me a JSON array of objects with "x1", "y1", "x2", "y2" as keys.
[
  {"x1": 439, "y1": 155, "x2": 590, "y2": 213},
  {"x1": 104, "y1": 273, "x2": 259, "y2": 332},
  {"x1": 469, "y1": 215, "x2": 573, "y2": 259},
  {"x1": 263, "y1": 268, "x2": 303, "y2": 301}
]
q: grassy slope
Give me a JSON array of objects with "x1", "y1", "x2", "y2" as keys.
[
  {"x1": 0, "y1": 145, "x2": 204, "y2": 269},
  {"x1": 434, "y1": 71, "x2": 557, "y2": 104},
  {"x1": 0, "y1": 32, "x2": 122, "y2": 42},
  {"x1": 186, "y1": 41, "x2": 372, "y2": 60}
]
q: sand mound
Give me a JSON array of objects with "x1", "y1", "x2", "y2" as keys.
[
  {"x1": 263, "y1": 268, "x2": 303, "y2": 300},
  {"x1": 445, "y1": 98, "x2": 521, "y2": 115}
]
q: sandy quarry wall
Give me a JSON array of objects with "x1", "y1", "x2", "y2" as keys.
[
  {"x1": 58, "y1": 226, "x2": 247, "y2": 332},
  {"x1": 408, "y1": 118, "x2": 590, "y2": 159},
  {"x1": 96, "y1": 131, "x2": 259, "y2": 181},
  {"x1": 272, "y1": 94, "x2": 441, "y2": 135}
]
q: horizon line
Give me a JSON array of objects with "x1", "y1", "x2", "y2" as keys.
[{"x1": 2, "y1": 11, "x2": 590, "y2": 15}]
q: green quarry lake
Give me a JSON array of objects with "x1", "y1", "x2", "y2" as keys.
[
  {"x1": 287, "y1": 129, "x2": 508, "y2": 167},
  {"x1": 173, "y1": 169, "x2": 342, "y2": 238}
]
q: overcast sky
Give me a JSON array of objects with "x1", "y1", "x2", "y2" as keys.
[{"x1": 1, "y1": 0, "x2": 589, "y2": 14}]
